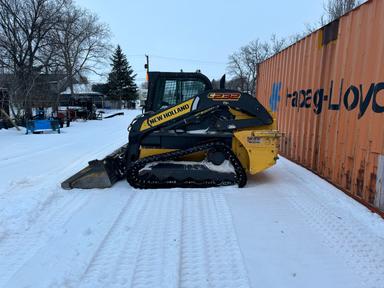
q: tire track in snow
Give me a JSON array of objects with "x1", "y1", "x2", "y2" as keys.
[
  {"x1": 0, "y1": 143, "x2": 72, "y2": 166},
  {"x1": 1, "y1": 116, "x2": 129, "y2": 198},
  {"x1": 3, "y1": 189, "x2": 136, "y2": 288},
  {"x1": 0, "y1": 191, "x2": 91, "y2": 286},
  {"x1": 0, "y1": 137, "x2": 128, "y2": 239},
  {"x1": 280, "y1": 162, "x2": 384, "y2": 288},
  {"x1": 2, "y1": 127, "x2": 126, "y2": 196},
  {"x1": 287, "y1": 193, "x2": 384, "y2": 288},
  {"x1": 79, "y1": 190, "x2": 156, "y2": 288},
  {"x1": 0, "y1": 112, "x2": 140, "y2": 287},
  {"x1": 0, "y1": 135, "x2": 129, "y2": 286},
  {"x1": 128, "y1": 191, "x2": 183, "y2": 288},
  {"x1": 78, "y1": 190, "x2": 250, "y2": 288},
  {"x1": 179, "y1": 191, "x2": 250, "y2": 288},
  {"x1": 0, "y1": 117, "x2": 127, "y2": 165}
]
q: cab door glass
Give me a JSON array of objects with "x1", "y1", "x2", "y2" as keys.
[
  {"x1": 181, "y1": 80, "x2": 206, "y2": 101},
  {"x1": 161, "y1": 80, "x2": 177, "y2": 108},
  {"x1": 159, "y1": 79, "x2": 207, "y2": 109}
]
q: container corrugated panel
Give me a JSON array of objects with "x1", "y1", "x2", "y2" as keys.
[{"x1": 256, "y1": 0, "x2": 384, "y2": 212}]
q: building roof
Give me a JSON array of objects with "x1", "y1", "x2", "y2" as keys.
[{"x1": 60, "y1": 84, "x2": 104, "y2": 96}]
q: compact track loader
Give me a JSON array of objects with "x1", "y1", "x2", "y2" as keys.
[{"x1": 62, "y1": 71, "x2": 279, "y2": 189}]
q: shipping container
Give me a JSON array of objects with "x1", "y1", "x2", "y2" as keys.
[{"x1": 255, "y1": 0, "x2": 384, "y2": 214}]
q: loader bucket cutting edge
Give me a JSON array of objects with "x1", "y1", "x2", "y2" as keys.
[
  {"x1": 61, "y1": 160, "x2": 114, "y2": 189},
  {"x1": 61, "y1": 145, "x2": 128, "y2": 190}
]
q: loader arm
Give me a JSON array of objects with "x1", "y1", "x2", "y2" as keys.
[{"x1": 125, "y1": 90, "x2": 273, "y2": 164}]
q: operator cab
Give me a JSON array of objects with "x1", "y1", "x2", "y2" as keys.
[{"x1": 144, "y1": 72, "x2": 213, "y2": 112}]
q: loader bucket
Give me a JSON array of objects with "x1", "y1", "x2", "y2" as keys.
[{"x1": 61, "y1": 145, "x2": 128, "y2": 190}]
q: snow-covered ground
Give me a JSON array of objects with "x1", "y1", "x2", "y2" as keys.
[{"x1": 0, "y1": 110, "x2": 383, "y2": 288}]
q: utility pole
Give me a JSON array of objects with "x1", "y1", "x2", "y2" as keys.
[{"x1": 144, "y1": 54, "x2": 149, "y2": 75}]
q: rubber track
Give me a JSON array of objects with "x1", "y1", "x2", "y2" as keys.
[{"x1": 127, "y1": 142, "x2": 247, "y2": 189}]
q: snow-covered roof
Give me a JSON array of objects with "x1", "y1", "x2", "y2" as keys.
[{"x1": 60, "y1": 84, "x2": 103, "y2": 96}]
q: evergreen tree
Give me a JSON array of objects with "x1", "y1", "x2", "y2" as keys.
[
  {"x1": 92, "y1": 83, "x2": 109, "y2": 95},
  {"x1": 107, "y1": 45, "x2": 138, "y2": 102}
]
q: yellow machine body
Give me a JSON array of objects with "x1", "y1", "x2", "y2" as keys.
[{"x1": 139, "y1": 109, "x2": 280, "y2": 175}]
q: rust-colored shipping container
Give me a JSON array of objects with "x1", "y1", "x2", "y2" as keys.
[{"x1": 256, "y1": 0, "x2": 384, "y2": 213}]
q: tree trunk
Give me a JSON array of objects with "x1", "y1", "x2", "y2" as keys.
[{"x1": 1, "y1": 108, "x2": 20, "y2": 131}]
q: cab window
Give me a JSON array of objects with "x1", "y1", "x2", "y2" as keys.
[
  {"x1": 181, "y1": 80, "x2": 206, "y2": 100},
  {"x1": 156, "y1": 79, "x2": 207, "y2": 110},
  {"x1": 162, "y1": 80, "x2": 178, "y2": 106}
]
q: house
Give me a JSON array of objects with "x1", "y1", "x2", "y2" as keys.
[
  {"x1": 60, "y1": 84, "x2": 105, "y2": 108},
  {"x1": 0, "y1": 73, "x2": 66, "y2": 108}
]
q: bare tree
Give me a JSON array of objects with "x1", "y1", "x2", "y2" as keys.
[
  {"x1": 227, "y1": 39, "x2": 270, "y2": 96},
  {"x1": 227, "y1": 51, "x2": 247, "y2": 92},
  {"x1": 286, "y1": 0, "x2": 357, "y2": 45},
  {"x1": 270, "y1": 34, "x2": 287, "y2": 55},
  {"x1": 0, "y1": 0, "x2": 67, "y2": 118},
  {"x1": 226, "y1": 77, "x2": 246, "y2": 92},
  {"x1": 324, "y1": 0, "x2": 359, "y2": 22},
  {"x1": 0, "y1": 0, "x2": 110, "y2": 120},
  {"x1": 49, "y1": 3, "x2": 111, "y2": 97},
  {"x1": 227, "y1": 0, "x2": 362, "y2": 96}
]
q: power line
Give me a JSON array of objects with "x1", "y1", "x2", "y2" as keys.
[
  {"x1": 124, "y1": 54, "x2": 226, "y2": 65},
  {"x1": 150, "y1": 55, "x2": 226, "y2": 65},
  {"x1": 125, "y1": 54, "x2": 147, "y2": 58}
]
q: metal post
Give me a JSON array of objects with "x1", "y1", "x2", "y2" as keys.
[{"x1": 145, "y1": 54, "x2": 149, "y2": 72}]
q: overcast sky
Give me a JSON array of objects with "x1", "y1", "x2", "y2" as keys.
[{"x1": 75, "y1": 0, "x2": 325, "y2": 84}]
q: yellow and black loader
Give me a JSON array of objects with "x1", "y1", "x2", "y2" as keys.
[{"x1": 62, "y1": 71, "x2": 279, "y2": 189}]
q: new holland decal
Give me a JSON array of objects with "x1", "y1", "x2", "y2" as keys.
[
  {"x1": 208, "y1": 92, "x2": 241, "y2": 101},
  {"x1": 140, "y1": 98, "x2": 194, "y2": 131}
]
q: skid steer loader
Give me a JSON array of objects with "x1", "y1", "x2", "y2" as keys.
[{"x1": 61, "y1": 71, "x2": 279, "y2": 189}]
